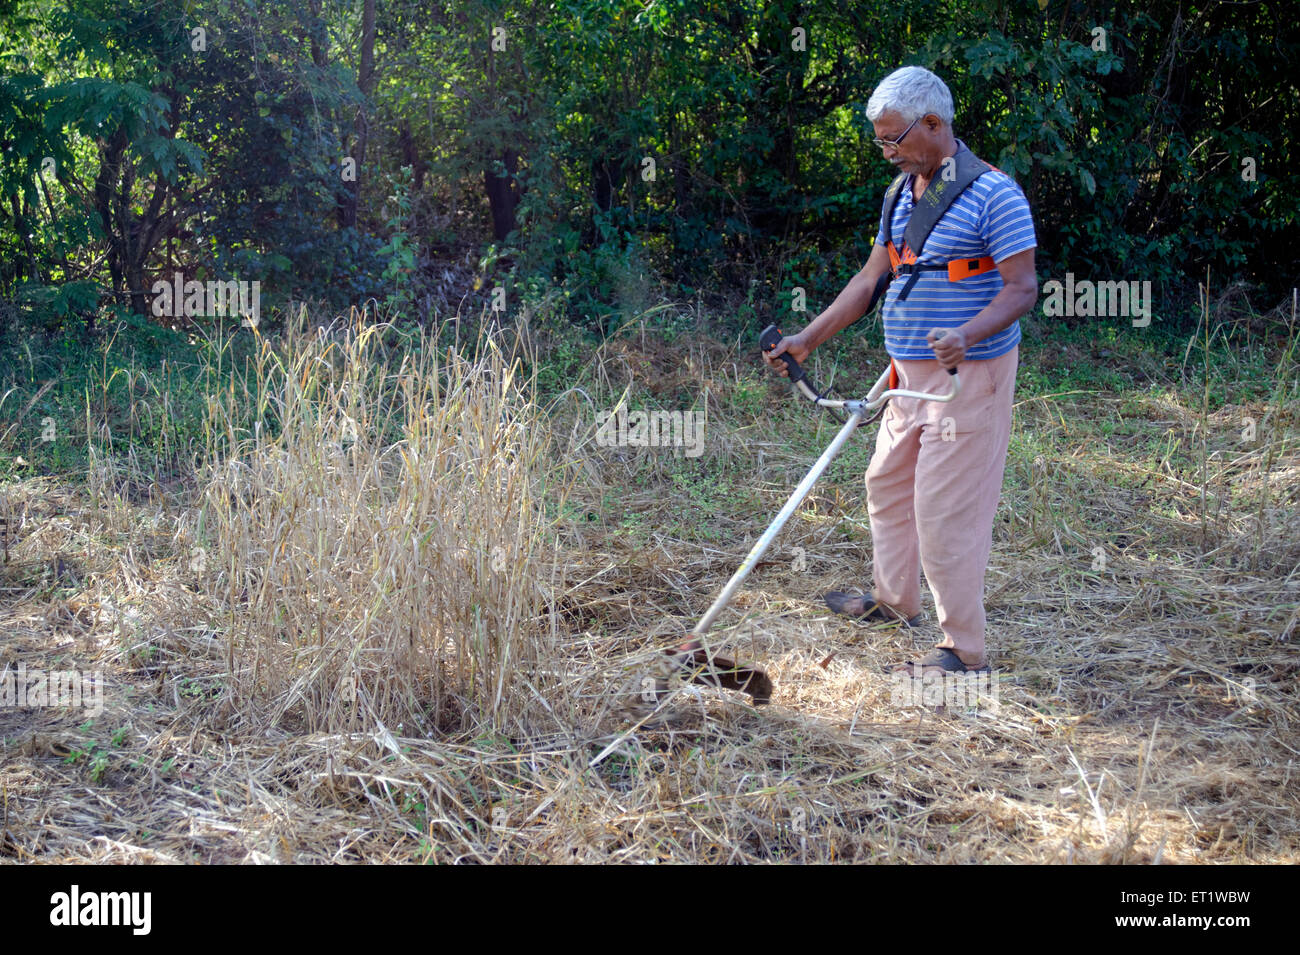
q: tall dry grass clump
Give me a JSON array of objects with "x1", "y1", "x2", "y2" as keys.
[{"x1": 193, "y1": 308, "x2": 557, "y2": 736}]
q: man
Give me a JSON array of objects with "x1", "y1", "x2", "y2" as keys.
[{"x1": 762, "y1": 66, "x2": 1037, "y2": 676}]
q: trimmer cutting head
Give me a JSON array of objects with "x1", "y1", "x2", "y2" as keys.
[{"x1": 666, "y1": 638, "x2": 773, "y2": 704}]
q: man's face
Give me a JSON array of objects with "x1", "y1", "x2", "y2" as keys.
[{"x1": 872, "y1": 109, "x2": 937, "y2": 176}]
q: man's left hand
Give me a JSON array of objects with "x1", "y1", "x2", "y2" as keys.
[{"x1": 927, "y1": 327, "x2": 967, "y2": 369}]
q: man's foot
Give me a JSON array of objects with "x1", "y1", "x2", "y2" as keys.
[
  {"x1": 823, "y1": 590, "x2": 922, "y2": 628},
  {"x1": 893, "y1": 647, "x2": 991, "y2": 676}
]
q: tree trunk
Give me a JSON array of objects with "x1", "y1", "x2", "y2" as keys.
[
  {"x1": 339, "y1": 0, "x2": 377, "y2": 229},
  {"x1": 482, "y1": 25, "x2": 522, "y2": 242},
  {"x1": 93, "y1": 127, "x2": 128, "y2": 306},
  {"x1": 400, "y1": 120, "x2": 428, "y2": 192},
  {"x1": 306, "y1": 0, "x2": 328, "y2": 68},
  {"x1": 484, "y1": 150, "x2": 519, "y2": 241},
  {"x1": 592, "y1": 155, "x2": 616, "y2": 214}
]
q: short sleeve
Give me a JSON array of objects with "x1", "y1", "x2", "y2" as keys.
[{"x1": 978, "y1": 176, "x2": 1037, "y2": 263}]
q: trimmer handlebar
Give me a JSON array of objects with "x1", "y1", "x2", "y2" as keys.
[{"x1": 759, "y1": 323, "x2": 960, "y2": 411}]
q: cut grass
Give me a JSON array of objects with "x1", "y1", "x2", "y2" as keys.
[{"x1": 0, "y1": 291, "x2": 1296, "y2": 863}]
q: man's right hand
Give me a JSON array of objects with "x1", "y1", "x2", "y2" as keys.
[{"x1": 762, "y1": 331, "x2": 812, "y2": 378}]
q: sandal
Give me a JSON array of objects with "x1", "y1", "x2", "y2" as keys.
[
  {"x1": 824, "y1": 590, "x2": 922, "y2": 628},
  {"x1": 894, "y1": 647, "x2": 991, "y2": 676}
]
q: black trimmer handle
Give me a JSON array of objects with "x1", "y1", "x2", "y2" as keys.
[{"x1": 759, "y1": 324, "x2": 805, "y2": 384}]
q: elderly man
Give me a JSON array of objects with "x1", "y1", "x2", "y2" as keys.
[{"x1": 763, "y1": 66, "x2": 1037, "y2": 676}]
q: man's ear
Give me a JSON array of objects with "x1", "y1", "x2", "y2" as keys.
[{"x1": 923, "y1": 114, "x2": 943, "y2": 132}]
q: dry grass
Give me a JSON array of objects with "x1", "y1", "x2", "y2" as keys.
[
  {"x1": 1, "y1": 300, "x2": 1297, "y2": 864},
  {"x1": 185, "y1": 308, "x2": 563, "y2": 737}
]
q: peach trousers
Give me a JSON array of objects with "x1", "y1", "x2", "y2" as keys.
[{"x1": 865, "y1": 346, "x2": 1018, "y2": 666}]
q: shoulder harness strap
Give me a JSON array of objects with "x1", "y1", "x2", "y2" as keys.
[{"x1": 879, "y1": 144, "x2": 997, "y2": 301}]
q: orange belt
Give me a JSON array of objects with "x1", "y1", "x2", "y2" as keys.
[
  {"x1": 887, "y1": 243, "x2": 998, "y2": 300},
  {"x1": 946, "y1": 256, "x2": 996, "y2": 281}
]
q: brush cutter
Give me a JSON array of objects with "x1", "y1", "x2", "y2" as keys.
[{"x1": 657, "y1": 324, "x2": 961, "y2": 705}]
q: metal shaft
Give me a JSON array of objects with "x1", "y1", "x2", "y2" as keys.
[{"x1": 691, "y1": 408, "x2": 865, "y2": 637}]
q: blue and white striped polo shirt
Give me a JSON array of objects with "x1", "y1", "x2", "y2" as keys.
[{"x1": 873, "y1": 153, "x2": 1037, "y2": 361}]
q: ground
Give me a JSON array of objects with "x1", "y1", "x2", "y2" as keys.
[{"x1": 1, "y1": 305, "x2": 1296, "y2": 863}]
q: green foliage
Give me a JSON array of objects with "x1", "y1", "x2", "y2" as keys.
[
  {"x1": 14, "y1": 280, "x2": 101, "y2": 332},
  {"x1": 927, "y1": 1, "x2": 1294, "y2": 290},
  {"x1": 0, "y1": 0, "x2": 1294, "y2": 346},
  {"x1": 64, "y1": 721, "x2": 111, "y2": 783},
  {"x1": 379, "y1": 166, "x2": 418, "y2": 316}
]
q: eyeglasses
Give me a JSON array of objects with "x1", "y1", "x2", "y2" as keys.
[{"x1": 872, "y1": 115, "x2": 921, "y2": 151}]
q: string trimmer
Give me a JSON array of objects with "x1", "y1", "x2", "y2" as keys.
[{"x1": 656, "y1": 324, "x2": 961, "y2": 705}]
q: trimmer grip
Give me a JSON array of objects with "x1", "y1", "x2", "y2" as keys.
[{"x1": 759, "y1": 324, "x2": 805, "y2": 383}]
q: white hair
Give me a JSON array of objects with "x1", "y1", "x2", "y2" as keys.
[{"x1": 866, "y1": 66, "x2": 954, "y2": 126}]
